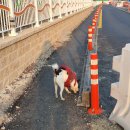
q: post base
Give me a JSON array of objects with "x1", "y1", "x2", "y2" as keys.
[
  {"x1": 58, "y1": 16, "x2": 62, "y2": 19},
  {"x1": 9, "y1": 32, "x2": 17, "y2": 37},
  {"x1": 88, "y1": 107, "x2": 103, "y2": 115},
  {"x1": 35, "y1": 23, "x2": 40, "y2": 27},
  {"x1": 49, "y1": 19, "x2": 53, "y2": 22}
]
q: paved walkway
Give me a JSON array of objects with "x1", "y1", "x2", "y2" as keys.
[{"x1": 6, "y1": 10, "x2": 94, "y2": 130}]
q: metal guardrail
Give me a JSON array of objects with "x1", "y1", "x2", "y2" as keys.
[
  {"x1": 0, "y1": 0, "x2": 91, "y2": 39},
  {"x1": 77, "y1": 5, "x2": 103, "y2": 110}
]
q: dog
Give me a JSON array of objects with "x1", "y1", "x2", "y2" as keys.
[{"x1": 51, "y1": 63, "x2": 79, "y2": 100}]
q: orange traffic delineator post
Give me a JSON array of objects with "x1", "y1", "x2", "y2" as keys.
[
  {"x1": 95, "y1": 12, "x2": 99, "y2": 15},
  {"x1": 88, "y1": 53, "x2": 103, "y2": 115},
  {"x1": 92, "y1": 18, "x2": 97, "y2": 23},
  {"x1": 94, "y1": 14, "x2": 99, "y2": 19},
  {"x1": 88, "y1": 26, "x2": 94, "y2": 51},
  {"x1": 92, "y1": 26, "x2": 95, "y2": 32},
  {"x1": 93, "y1": 17, "x2": 97, "y2": 22},
  {"x1": 92, "y1": 21, "x2": 97, "y2": 26}
]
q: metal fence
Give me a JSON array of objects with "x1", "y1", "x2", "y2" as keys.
[
  {"x1": 0, "y1": 0, "x2": 91, "y2": 39},
  {"x1": 0, "y1": 0, "x2": 10, "y2": 38},
  {"x1": 14, "y1": 0, "x2": 35, "y2": 30}
]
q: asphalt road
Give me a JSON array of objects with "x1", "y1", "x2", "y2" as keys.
[
  {"x1": 6, "y1": 5, "x2": 130, "y2": 130},
  {"x1": 98, "y1": 5, "x2": 130, "y2": 114}
]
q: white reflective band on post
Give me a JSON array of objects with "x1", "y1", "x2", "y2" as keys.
[
  {"x1": 92, "y1": 26, "x2": 95, "y2": 29},
  {"x1": 88, "y1": 28, "x2": 92, "y2": 32},
  {"x1": 88, "y1": 39, "x2": 92, "y2": 42},
  {"x1": 91, "y1": 60, "x2": 98, "y2": 65},
  {"x1": 91, "y1": 79, "x2": 98, "y2": 85},
  {"x1": 88, "y1": 34, "x2": 92, "y2": 37},
  {"x1": 91, "y1": 70, "x2": 98, "y2": 75}
]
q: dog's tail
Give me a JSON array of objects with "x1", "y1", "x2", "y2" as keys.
[
  {"x1": 43, "y1": 63, "x2": 59, "y2": 71},
  {"x1": 51, "y1": 63, "x2": 59, "y2": 71}
]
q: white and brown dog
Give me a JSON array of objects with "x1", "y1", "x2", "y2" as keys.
[{"x1": 51, "y1": 63, "x2": 79, "y2": 100}]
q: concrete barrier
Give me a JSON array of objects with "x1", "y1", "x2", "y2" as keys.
[
  {"x1": 109, "y1": 43, "x2": 130, "y2": 130},
  {"x1": 0, "y1": 7, "x2": 93, "y2": 91}
]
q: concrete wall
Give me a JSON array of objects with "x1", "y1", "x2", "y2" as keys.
[{"x1": 0, "y1": 7, "x2": 93, "y2": 90}]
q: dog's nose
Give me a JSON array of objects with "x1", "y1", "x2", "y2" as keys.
[{"x1": 74, "y1": 90, "x2": 79, "y2": 94}]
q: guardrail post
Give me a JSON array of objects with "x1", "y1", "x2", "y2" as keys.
[
  {"x1": 79, "y1": 0, "x2": 80, "y2": 10},
  {"x1": 34, "y1": 0, "x2": 39, "y2": 27},
  {"x1": 49, "y1": 0, "x2": 53, "y2": 22},
  {"x1": 59, "y1": 0, "x2": 62, "y2": 18},
  {"x1": 81, "y1": 1, "x2": 83, "y2": 9},
  {"x1": 75, "y1": 0, "x2": 77, "y2": 11},
  {"x1": 8, "y1": 0, "x2": 17, "y2": 36},
  {"x1": 70, "y1": 0, "x2": 72, "y2": 14},
  {"x1": 75, "y1": 0, "x2": 77, "y2": 12},
  {"x1": 82, "y1": 0, "x2": 85, "y2": 9},
  {"x1": 65, "y1": 0, "x2": 68, "y2": 16},
  {"x1": 78, "y1": 0, "x2": 79, "y2": 10}
]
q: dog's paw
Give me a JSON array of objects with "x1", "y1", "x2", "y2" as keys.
[
  {"x1": 55, "y1": 95, "x2": 58, "y2": 98},
  {"x1": 61, "y1": 98, "x2": 65, "y2": 101}
]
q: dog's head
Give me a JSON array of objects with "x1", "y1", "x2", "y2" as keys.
[{"x1": 70, "y1": 81, "x2": 79, "y2": 94}]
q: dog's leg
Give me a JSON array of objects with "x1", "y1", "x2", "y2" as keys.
[
  {"x1": 55, "y1": 83, "x2": 58, "y2": 98},
  {"x1": 65, "y1": 87, "x2": 71, "y2": 94},
  {"x1": 60, "y1": 86, "x2": 65, "y2": 101},
  {"x1": 54, "y1": 77, "x2": 58, "y2": 98},
  {"x1": 55, "y1": 72, "x2": 66, "y2": 101}
]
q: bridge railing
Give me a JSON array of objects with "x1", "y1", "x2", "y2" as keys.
[
  {"x1": 0, "y1": 0, "x2": 90, "y2": 39},
  {"x1": 14, "y1": 0, "x2": 35, "y2": 30},
  {"x1": 0, "y1": 0, "x2": 10, "y2": 38}
]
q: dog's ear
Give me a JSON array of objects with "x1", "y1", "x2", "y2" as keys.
[{"x1": 77, "y1": 79, "x2": 80, "y2": 83}]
